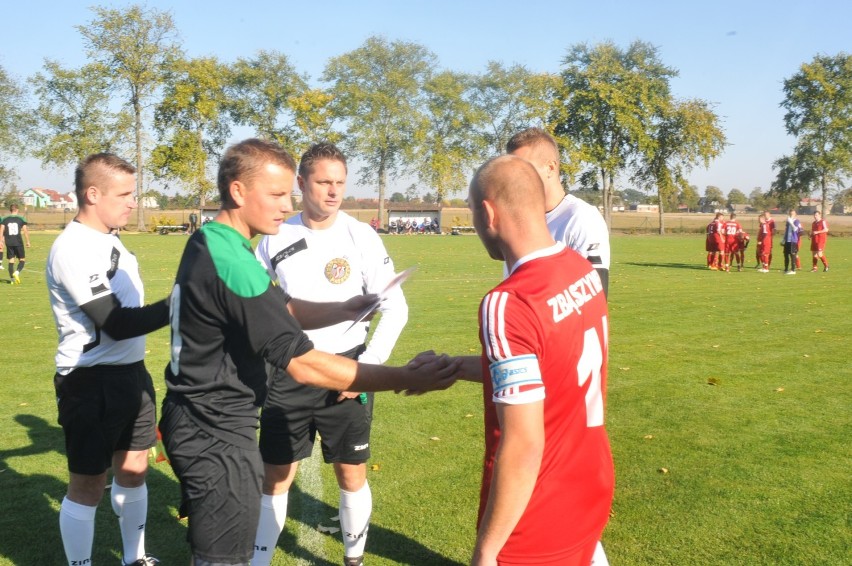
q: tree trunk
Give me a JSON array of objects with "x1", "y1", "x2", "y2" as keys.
[
  {"x1": 197, "y1": 129, "x2": 207, "y2": 208},
  {"x1": 658, "y1": 192, "x2": 666, "y2": 235},
  {"x1": 820, "y1": 173, "x2": 828, "y2": 217},
  {"x1": 134, "y1": 97, "x2": 146, "y2": 232},
  {"x1": 601, "y1": 168, "x2": 612, "y2": 229},
  {"x1": 377, "y1": 158, "x2": 386, "y2": 231}
]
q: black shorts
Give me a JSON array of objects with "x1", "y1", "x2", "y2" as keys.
[
  {"x1": 160, "y1": 399, "x2": 263, "y2": 564},
  {"x1": 54, "y1": 361, "x2": 157, "y2": 475},
  {"x1": 259, "y1": 344, "x2": 372, "y2": 466},
  {"x1": 5, "y1": 245, "x2": 24, "y2": 260}
]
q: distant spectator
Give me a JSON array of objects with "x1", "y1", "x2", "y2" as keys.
[{"x1": 782, "y1": 209, "x2": 802, "y2": 274}]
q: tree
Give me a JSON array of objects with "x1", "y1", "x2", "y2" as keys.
[
  {"x1": 150, "y1": 56, "x2": 233, "y2": 208},
  {"x1": 416, "y1": 70, "x2": 485, "y2": 201},
  {"x1": 632, "y1": 98, "x2": 726, "y2": 232},
  {"x1": 679, "y1": 184, "x2": 700, "y2": 211},
  {"x1": 389, "y1": 192, "x2": 406, "y2": 203},
  {"x1": 727, "y1": 188, "x2": 748, "y2": 206},
  {"x1": 229, "y1": 50, "x2": 318, "y2": 156},
  {"x1": 322, "y1": 36, "x2": 436, "y2": 226},
  {"x1": 704, "y1": 186, "x2": 725, "y2": 208},
  {"x1": 470, "y1": 62, "x2": 558, "y2": 155},
  {"x1": 779, "y1": 53, "x2": 852, "y2": 216},
  {"x1": 0, "y1": 65, "x2": 32, "y2": 184},
  {"x1": 552, "y1": 41, "x2": 678, "y2": 228},
  {"x1": 30, "y1": 60, "x2": 133, "y2": 167},
  {"x1": 770, "y1": 153, "x2": 815, "y2": 210},
  {"x1": 77, "y1": 4, "x2": 182, "y2": 230}
]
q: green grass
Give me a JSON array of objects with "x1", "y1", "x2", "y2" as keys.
[{"x1": 0, "y1": 232, "x2": 849, "y2": 565}]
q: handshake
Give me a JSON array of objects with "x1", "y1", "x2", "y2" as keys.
[{"x1": 394, "y1": 351, "x2": 481, "y2": 395}]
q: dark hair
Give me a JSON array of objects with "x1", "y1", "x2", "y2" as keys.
[
  {"x1": 298, "y1": 142, "x2": 347, "y2": 178},
  {"x1": 9, "y1": 204, "x2": 18, "y2": 213},
  {"x1": 506, "y1": 127, "x2": 559, "y2": 155},
  {"x1": 74, "y1": 153, "x2": 136, "y2": 202},
  {"x1": 217, "y1": 139, "x2": 296, "y2": 206}
]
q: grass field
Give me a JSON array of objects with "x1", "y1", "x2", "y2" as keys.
[{"x1": 0, "y1": 232, "x2": 849, "y2": 565}]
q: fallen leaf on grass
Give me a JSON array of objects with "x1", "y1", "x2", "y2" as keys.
[
  {"x1": 658, "y1": 468, "x2": 669, "y2": 474},
  {"x1": 464, "y1": 414, "x2": 473, "y2": 418},
  {"x1": 18, "y1": 402, "x2": 28, "y2": 407},
  {"x1": 643, "y1": 435, "x2": 654, "y2": 440},
  {"x1": 803, "y1": 354, "x2": 810, "y2": 358},
  {"x1": 707, "y1": 377, "x2": 719, "y2": 386},
  {"x1": 712, "y1": 345, "x2": 720, "y2": 348},
  {"x1": 430, "y1": 436, "x2": 440, "y2": 441},
  {"x1": 318, "y1": 525, "x2": 340, "y2": 534},
  {"x1": 774, "y1": 387, "x2": 785, "y2": 393},
  {"x1": 33, "y1": 326, "x2": 41, "y2": 330},
  {"x1": 370, "y1": 464, "x2": 380, "y2": 471},
  {"x1": 619, "y1": 367, "x2": 630, "y2": 371},
  {"x1": 814, "y1": 329, "x2": 823, "y2": 333}
]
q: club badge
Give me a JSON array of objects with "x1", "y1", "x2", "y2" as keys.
[{"x1": 325, "y1": 258, "x2": 351, "y2": 284}]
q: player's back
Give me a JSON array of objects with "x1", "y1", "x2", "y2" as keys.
[{"x1": 481, "y1": 245, "x2": 613, "y2": 562}]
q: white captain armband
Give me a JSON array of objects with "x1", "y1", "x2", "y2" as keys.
[{"x1": 489, "y1": 354, "x2": 545, "y2": 405}]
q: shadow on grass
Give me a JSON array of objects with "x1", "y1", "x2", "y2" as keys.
[
  {"x1": 0, "y1": 413, "x2": 188, "y2": 564},
  {"x1": 622, "y1": 261, "x2": 726, "y2": 270},
  {"x1": 281, "y1": 482, "x2": 465, "y2": 565}
]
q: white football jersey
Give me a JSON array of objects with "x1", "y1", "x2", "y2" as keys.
[
  {"x1": 47, "y1": 222, "x2": 147, "y2": 374},
  {"x1": 546, "y1": 195, "x2": 611, "y2": 270},
  {"x1": 256, "y1": 211, "x2": 407, "y2": 364}
]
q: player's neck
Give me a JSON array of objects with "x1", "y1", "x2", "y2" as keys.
[
  {"x1": 74, "y1": 208, "x2": 111, "y2": 233},
  {"x1": 545, "y1": 185, "x2": 565, "y2": 213},
  {"x1": 301, "y1": 211, "x2": 338, "y2": 230}
]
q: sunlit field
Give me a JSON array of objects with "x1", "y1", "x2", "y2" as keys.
[{"x1": 0, "y1": 231, "x2": 849, "y2": 565}]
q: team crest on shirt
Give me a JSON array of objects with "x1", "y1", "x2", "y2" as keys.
[{"x1": 325, "y1": 258, "x2": 351, "y2": 284}]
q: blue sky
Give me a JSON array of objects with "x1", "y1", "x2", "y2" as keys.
[{"x1": 1, "y1": 0, "x2": 849, "y2": 198}]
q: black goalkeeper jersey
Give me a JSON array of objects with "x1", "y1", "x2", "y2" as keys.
[{"x1": 164, "y1": 221, "x2": 313, "y2": 448}]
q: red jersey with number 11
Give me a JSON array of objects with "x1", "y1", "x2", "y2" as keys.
[{"x1": 478, "y1": 243, "x2": 613, "y2": 563}]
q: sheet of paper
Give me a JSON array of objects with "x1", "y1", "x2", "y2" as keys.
[{"x1": 345, "y1": 266, "x2": 417, "y2": 333}]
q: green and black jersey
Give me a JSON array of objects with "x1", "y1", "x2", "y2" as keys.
[{"x1": 165, "y1": 222, "x2": 313, "y2": 448}]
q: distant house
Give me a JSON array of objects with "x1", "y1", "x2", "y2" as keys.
[
  {"x1": 697, "y1": 197, "x2": 724, "y2": 213},
  {"x1": 729, "y1": 204, "x2": 754, "y2": 214},
  {"x1": 630, "y1": 204, "x2": 659, "y2": 213},
  {"x1": 22, "y1": 188, "x2": 77, "y2": 210}
]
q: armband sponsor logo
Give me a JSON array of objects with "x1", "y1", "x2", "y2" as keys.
[
  {"x1": 489, "y1": 355, "x2": 542, "y2": 394},
  {"x1": 547, "y1": 269, "x2": 603, "y2": 322}
]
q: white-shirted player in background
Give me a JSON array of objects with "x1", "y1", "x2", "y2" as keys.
[
  {"x1": 46, "y1": 153, "x2": 168, "y2": 566},
  {"x1": 253, "y1": 142, "x2": 408, "y2": 566},
  {"x1": 507, "y1": 128, "x2": 611, "y2": 298}
]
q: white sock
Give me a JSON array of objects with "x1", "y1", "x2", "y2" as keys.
[
  {"x1": 59, "y1": 497, "x2": 97, "y2": 566},
  {"x1": 591, "y1": 541, "x2": 609, "y2": 565},
  {"x1": 252, "y1": 492, "x2": 289, "y2": 566},
  {"x1": 110, "y1": 480, "x2": 148, "y2": 564},
  {"x1": 339, "y1": 482, "x2": 371, "y2": 558}
]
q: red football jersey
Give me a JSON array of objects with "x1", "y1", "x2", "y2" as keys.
[
  {"x1": 478, "y1": 244, "x2": 613, "y2": 563},
  {"x1": 724, "y1": 220, "x2": 742, "y2": 241},
  {"x1": 812, "y1": 219, "x2": 828, "y2": 247}
]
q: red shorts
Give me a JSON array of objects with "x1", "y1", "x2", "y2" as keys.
[
  {"x1": 759, "y1": 239, "x2": 773, "y2": 255},
  {"x1": 725, "y1": 238, "x2": 739, "y2": 253},
  {"x1": 811, "y1": 239, "x2": 825, "y2": 252}
]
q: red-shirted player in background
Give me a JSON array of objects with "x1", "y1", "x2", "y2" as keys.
[
  {"x1": 706, "y1": 212, "x2": 725, "y2": 270},
  {"x1": 734, "y1": 229, "x2": 750, "y2": 272},
  {"x1": 809, "y1": 211, "x2": 830, "y2": 272},
  {"x1": 757, "y1": 210, "x2": 776, "y2": 272},
  {"x1": 723, "y1": 213, "x2": 743, "y2": 272}
]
